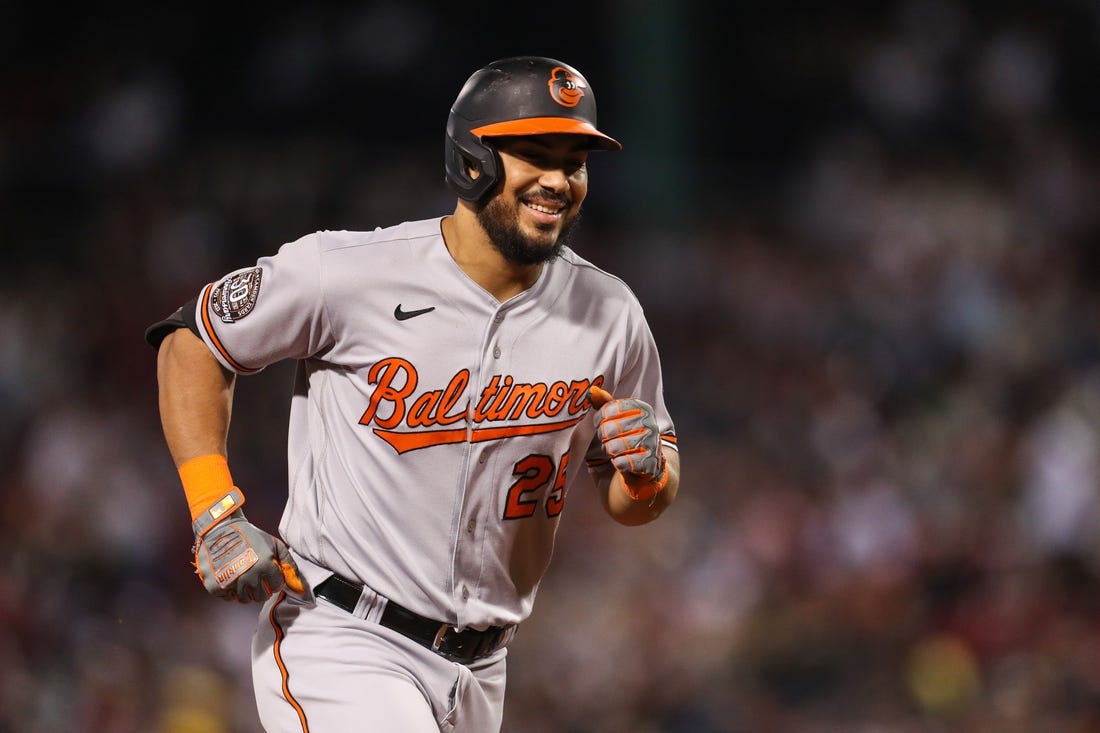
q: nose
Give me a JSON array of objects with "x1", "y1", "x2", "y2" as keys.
[{"x1": 537, "y1": 166, "x2": 570, "y2": 193}]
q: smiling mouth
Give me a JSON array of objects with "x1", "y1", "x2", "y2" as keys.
[{"x1": 523, "y1": 200, "x2": 565, "y2": 216}]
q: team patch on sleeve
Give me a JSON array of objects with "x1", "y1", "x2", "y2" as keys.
[{"x1": 209, "y1": 268, "x2": 263, "y2": 323}]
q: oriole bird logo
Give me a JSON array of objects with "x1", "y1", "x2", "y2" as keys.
[{"x1": 547, "y1": 66, "x2": 586, "y2": 108}]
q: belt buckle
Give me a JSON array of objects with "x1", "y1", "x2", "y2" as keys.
[{"x1": 431, "y1": 623, "x2": 453, "y2": 652}]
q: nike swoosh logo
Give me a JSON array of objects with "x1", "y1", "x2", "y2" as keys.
[{"x1": 394, "y1": 304, "x2": 436, "y2": 321}]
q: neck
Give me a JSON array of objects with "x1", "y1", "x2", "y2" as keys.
[{"x1": 441, "y1": 206, "x2": 542, "y2": 302}]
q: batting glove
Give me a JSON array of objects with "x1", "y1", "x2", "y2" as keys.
[
  {"x1": 192, "y1": 489, "x2": 304, "y2": 602},
  {"x1": 589, "y1": 386, "x2": 669, "y2": 501}
]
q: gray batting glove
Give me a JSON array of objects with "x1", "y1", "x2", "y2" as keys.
[
  {"x1": 192, "y1": 489, "x2": 304, "y2": 602},
  {"x1": 589, "y1": 386, "x2": 669, "y2": 500}
]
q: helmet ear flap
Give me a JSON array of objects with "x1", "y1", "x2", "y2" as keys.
[{"x1": 444, "y1": 132, "x2": 501, "y2": 202}]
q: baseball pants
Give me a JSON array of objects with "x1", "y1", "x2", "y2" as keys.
[{"x1": 252, "y1": 589, "x2": 508, "y2": 732}]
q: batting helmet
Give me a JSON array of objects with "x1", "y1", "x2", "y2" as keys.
[{"x1": 444, "y1": 56, "x2": 622, "y2": 202}]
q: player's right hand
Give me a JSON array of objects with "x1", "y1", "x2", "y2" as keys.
[{"x1": 193, "y1": 509, "x2": 304, "y2": 603}]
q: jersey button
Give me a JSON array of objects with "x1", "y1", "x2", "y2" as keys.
[
  {"x1": 493, "y1": 345, "x2": 501, "y2": 359},
  {"x1": 461, "y1": 585, "x2": 470, "y2": 601},
  {"x1": 467, "y1": 518, "x2": 476, "y2": 533}
]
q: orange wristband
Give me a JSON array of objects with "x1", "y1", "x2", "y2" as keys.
[
  {"x1": 178, "y1": 454, "x2": 236, "y2": 522},
  {"x1": 621, "y1": 450, "x2": 669, "y2": 502}
]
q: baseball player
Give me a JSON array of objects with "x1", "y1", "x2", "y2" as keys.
[{"x1": 147, "y1": 56, "x2": 680, "y2": 732}]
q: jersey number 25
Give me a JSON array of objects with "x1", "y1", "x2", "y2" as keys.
[{"x1": 503, "y1": 451, "x2": 570, "y2": 520}]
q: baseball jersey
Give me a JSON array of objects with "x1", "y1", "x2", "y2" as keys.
[{"x1": 186, "y1": 216, "x2": 676, "y2": 630}]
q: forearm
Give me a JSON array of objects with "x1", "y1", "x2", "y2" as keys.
[
  {"x1": 156, "y1": 328, "x2": 236, "y2": 467},
  {"x1": 599, "y1": 450, "x2": 680, "y2": 526}
]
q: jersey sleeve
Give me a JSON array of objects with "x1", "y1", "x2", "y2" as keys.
[
  {"x1": 144, "y1": 296, "x2": 199, "y2": 349},
  {"x1": 585, "y1": 298, "x2": 678, "y2": 470},
  {"x1": 192, "y1": 232, "x2": 333, "y2": 374}
]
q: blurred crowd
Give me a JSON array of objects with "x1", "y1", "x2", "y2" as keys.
[{"x1": 4, "y1": 1, "x2": 1100, "y2": 732}]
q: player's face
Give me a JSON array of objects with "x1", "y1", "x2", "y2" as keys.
[{"x1": 477, "y1": 135, "x2": 590, "y2": 265}]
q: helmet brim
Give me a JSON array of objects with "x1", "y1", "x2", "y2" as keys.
[{"x1": 471, "y1": 117, "x2": 622, "y2": 151}]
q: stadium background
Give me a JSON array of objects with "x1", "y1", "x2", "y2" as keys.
[{"x1": 3, "y1": 1, "x2": 1100, "y2": 731}]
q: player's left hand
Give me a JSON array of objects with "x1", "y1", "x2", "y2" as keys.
[{"x1": 589, "y1": 386, "x2": 669, "y2": 501}]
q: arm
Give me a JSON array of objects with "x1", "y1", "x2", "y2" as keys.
[
  {"x1": 155, "y1": 327, "x2": 302, "y2": 601},
  {"x1": 157, "y1": 328, "x2": 236, "y2": 467}
]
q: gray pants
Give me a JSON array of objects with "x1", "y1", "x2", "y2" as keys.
[{"x1": 252, "y1": 589, "x2": 508, "y2": 732}]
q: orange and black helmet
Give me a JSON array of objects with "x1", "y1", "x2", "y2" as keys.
[{"x1": 445, "y1": 56, "x2": 621, "y2": 202}]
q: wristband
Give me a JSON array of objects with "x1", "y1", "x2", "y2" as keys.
[
  {"x1": 178, "y1": 454, "x2": 240, "y2": 522},
  {"x1": 622, "y1": 455, "x2": 669, "y2": 502}
]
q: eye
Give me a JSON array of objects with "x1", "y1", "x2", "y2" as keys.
[
  {"x1": 503, "y1": 144, "x2": 587, "y2": 175},
  {"x1": 516, "y1": 149, "x2": 547, "y2": 165},
  {"x1": 565, "y1": 159, "x2": 586, "y2": 175}
]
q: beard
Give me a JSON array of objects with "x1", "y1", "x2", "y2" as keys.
[{"x1": 476, "y1": 194, "x2": 581, "y2": 266}]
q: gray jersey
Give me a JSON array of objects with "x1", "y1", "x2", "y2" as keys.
[{"x1": 191, "y1": 217, "x2": 677, "y2": 630}]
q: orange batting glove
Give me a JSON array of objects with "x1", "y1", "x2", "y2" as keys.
[{"x1": 589, "y1": 386, "x2": 669, "y2": 501}]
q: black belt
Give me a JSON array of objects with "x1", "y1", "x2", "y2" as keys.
[{"x1": 313, "y1": 574, "x2": 512, "y2": 664}]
